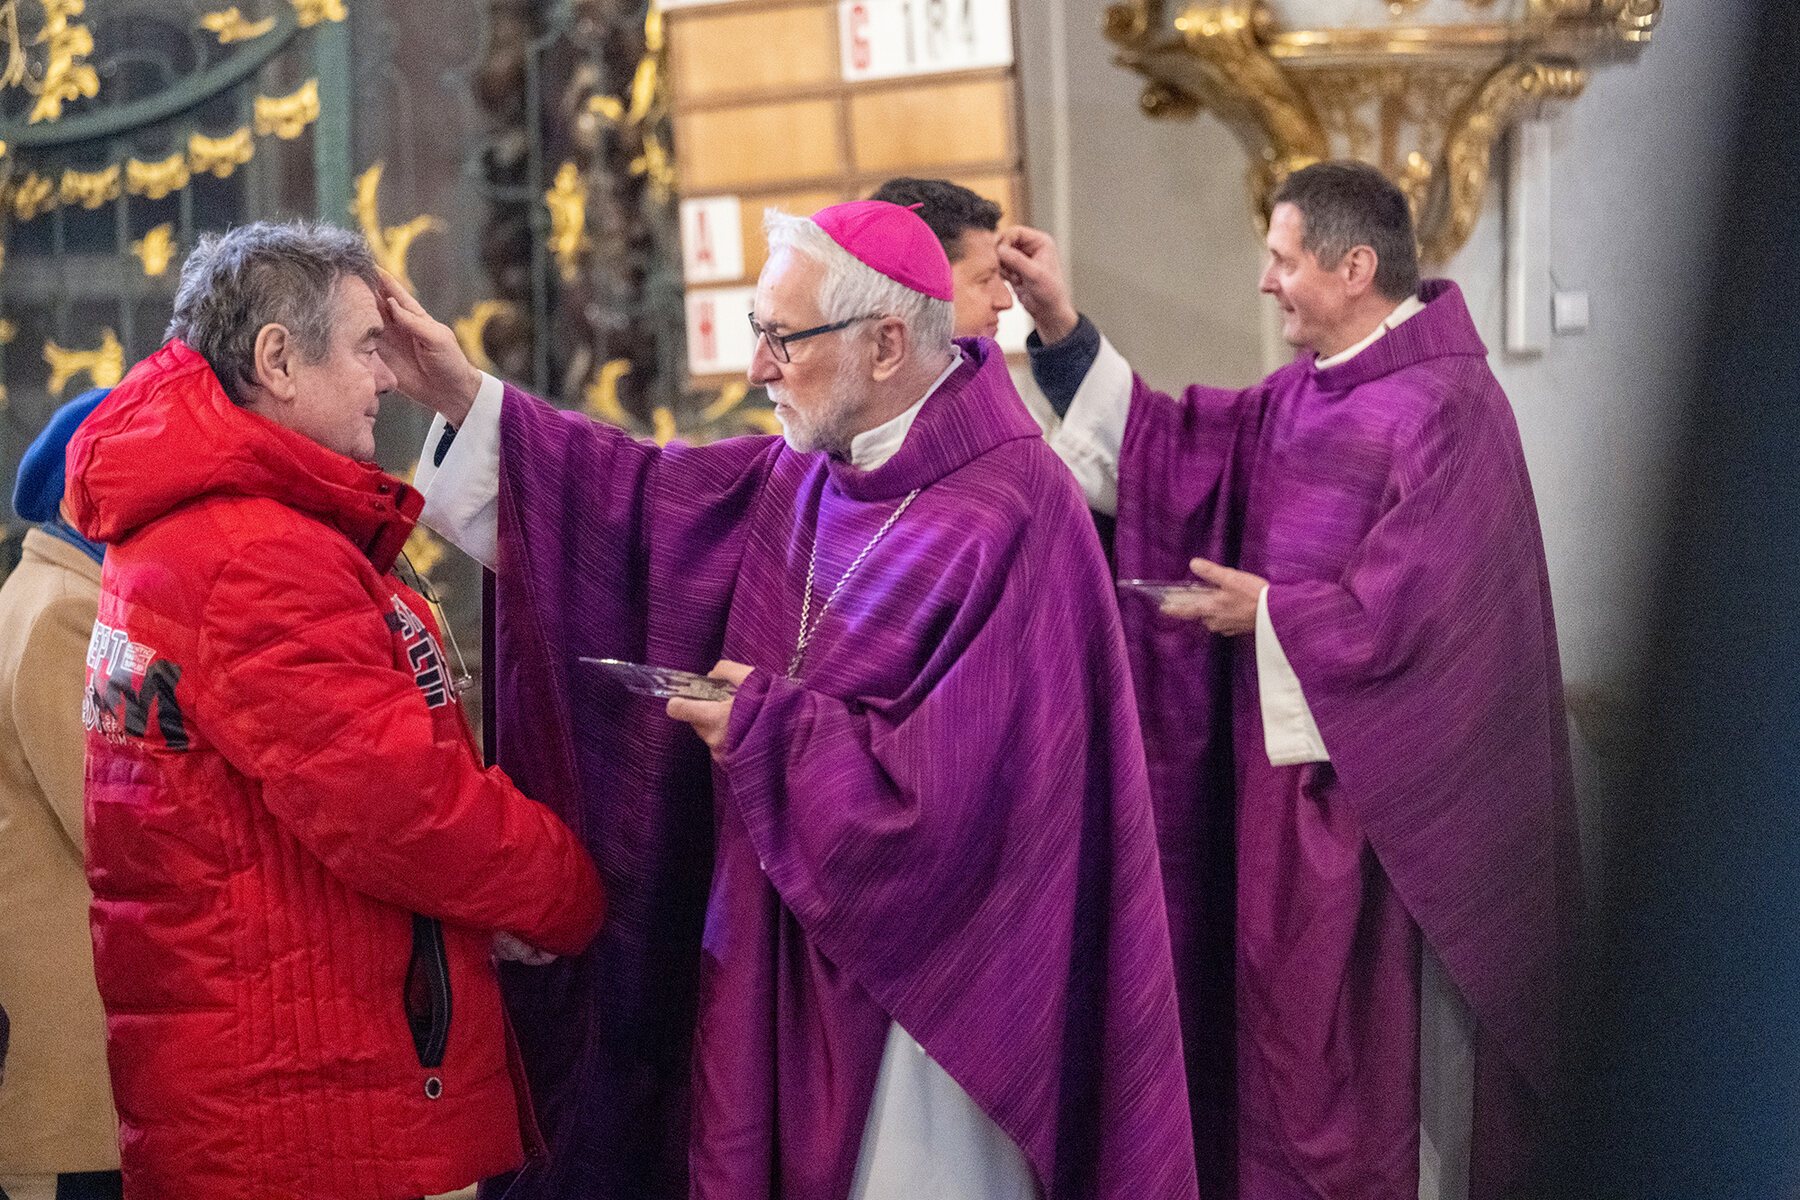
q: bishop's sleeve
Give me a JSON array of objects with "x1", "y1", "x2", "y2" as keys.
[{"x1": 415, "y1": 372, "x2": 505, "y2": 567}]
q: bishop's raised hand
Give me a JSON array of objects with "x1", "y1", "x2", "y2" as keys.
[
  {"x1": 667, "y1": 660, "x2": 755, "y2": 759},
  {"x1": 376, "y1": 269, "x2": 483, "y2": 428}
]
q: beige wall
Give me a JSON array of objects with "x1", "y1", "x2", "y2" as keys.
[
  {"x1": 1015, "y1": 0, "x2": 1266, "y2": 391},
  {"x1": 1444, "y1": 2, "x2": 1752, "y2": 693}
]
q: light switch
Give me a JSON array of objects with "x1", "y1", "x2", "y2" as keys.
[{"x1": 1552, "y1": 290, "x2": 1591, "y2": 335}]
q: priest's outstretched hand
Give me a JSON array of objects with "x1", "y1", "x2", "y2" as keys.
[
  {"x1": 997, "y1": 225, "x2": 1080, "y2": 346},
  {"x1": 376, "y1": 268, "x2": 483, "y2": 428},
  {"x1": 1160, "y1": 557, "x2": 1264, "y2": 636},
  {"x1": 667, "y1": 660, "x2": 755, "y2": 758}
]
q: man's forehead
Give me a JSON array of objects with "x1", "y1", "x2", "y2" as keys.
[
  {"x1": 336, "y1": 274, "x2": 386, "y2": 333},
  {"x1": 952, "y1": 227, "x2": 1000, "y2": 266},
  {"x1": 753, "y1": 250, "x2": 825, "y2": 326},
  {"x1": 246, "y1": 273, "x2": 381, "y2": 346},
  {"x1": 1268, "y1": 203, "x2": 1305, "y2": 240}
]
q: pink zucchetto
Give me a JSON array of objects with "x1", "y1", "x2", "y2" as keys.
[{"x1": 810, "y1": 200, "x2": 954, "y2": 302}]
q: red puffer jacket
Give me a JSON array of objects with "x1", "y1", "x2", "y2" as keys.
[{"x1": 65, "y1": 341, "x2": 605, "y2": 1200}]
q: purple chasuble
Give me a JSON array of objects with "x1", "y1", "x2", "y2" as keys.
[
  {"x1": 483, "y1": 339, "x2": 1198, "y2": 1200},
  {"x1": 1113, "y1": 282, "x2": 1579, "y2": 1200}
]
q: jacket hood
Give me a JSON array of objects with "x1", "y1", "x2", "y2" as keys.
[{"x1": 65, "y1": 340, "x2": 421, "y2": 571}]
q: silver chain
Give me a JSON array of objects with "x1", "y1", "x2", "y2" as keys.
[{"x1": 787, "y1": 488, "x2": 921, "y2": 679}]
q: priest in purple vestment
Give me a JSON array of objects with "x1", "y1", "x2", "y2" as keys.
[
  {"x1": 998, "y1": 162, "x2": 1581, "y2": 1200},
  {"x1": 376, "y1": 200, "x2": 1199, "y2": 1200}
]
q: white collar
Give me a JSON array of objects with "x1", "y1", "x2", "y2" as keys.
[
  {"x1": 847, "y1": 350, "x2": 963, "y2": 471},
  {"x1": 1313, "y1": 294, "x2": 1427, "y2": 370}
]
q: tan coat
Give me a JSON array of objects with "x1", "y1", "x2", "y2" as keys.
[{"x1": 0, "y1": 528, "x2": 118, "y2": 1173}]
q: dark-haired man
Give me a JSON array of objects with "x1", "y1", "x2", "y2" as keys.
[
  {"x1": 1001, "y1": 160, "x2": 1580, "y2": 1200},
  {"x1": 869, "y1": 177, "x2": 1060, "y2": 430},
  {"x1": 868, "y1": 177, "x2": 1014, "y2": 342}
]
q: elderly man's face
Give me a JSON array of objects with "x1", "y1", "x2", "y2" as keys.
[
  {"x1": 749, "y1": 248, "x2": 868, "y2": 455},
  {"x1": 283, "y1": 276, "x2": 396, "y2": 461},
  {"x1": 949, "y1": 228, "x2": 1012, "y2": 342}
]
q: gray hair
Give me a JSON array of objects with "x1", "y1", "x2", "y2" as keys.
[
  {"x1": 1272, "y1": 161, "x2": 1421, "y2": 301},
  {"x1": 762, "y1": 209, "x2": 955, "y2": 356},
  {"x1": 166, "y1": 220, "x2": 381, "y2": 407}
]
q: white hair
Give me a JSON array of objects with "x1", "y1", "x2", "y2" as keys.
[{"x1": 762, "y1": 209, "x2": 955, "y2": 355}]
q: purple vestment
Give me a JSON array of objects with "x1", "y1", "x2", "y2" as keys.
[
  {"x1": 1113, "y1": 283, "x2": 1579, "y2": 1200},
  {"x1": 484, "y1": 339, "x2": 1198, "y2": 1200}
]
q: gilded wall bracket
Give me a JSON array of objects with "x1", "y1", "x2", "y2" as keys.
[{"x1": 1105, "y1": 0, "x2": 1658, "y2": 263}]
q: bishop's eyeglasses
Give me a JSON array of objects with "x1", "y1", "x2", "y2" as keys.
[{"x1": 748, "y1": 313, "x2": 880, "y2": 364}]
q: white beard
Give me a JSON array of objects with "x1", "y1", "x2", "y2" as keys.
[
  {"x1": 773, "y1": 402, "x2": 824, "y2": 454},
  {"x1": 771, "y1": 357, "x2": 866, "y2": 457}
]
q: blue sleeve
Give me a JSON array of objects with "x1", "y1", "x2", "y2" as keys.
[{"x1": 1026, "y1": 314, "x2": 1102, "y2": 418}]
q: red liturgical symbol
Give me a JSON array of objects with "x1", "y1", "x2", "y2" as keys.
[
  {"x1": 848, "y1": 3, "x2": 871, "y2": 71},
  {"x1": 691, "y1": 210, "x2": 715, "y2": 271},
  {"x1": 695, "y1": 299, "x2": 718, "y2": 362}
]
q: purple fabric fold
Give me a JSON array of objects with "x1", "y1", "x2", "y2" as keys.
[
  {"x1": 1113, "y1": 281, "x2": 1578, "y2": 1200},
  {"x1": 484, "y1": 338, "x2": 1199, "y2": 1200}
]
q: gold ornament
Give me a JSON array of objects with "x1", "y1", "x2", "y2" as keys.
[
  {"x1": 589, "y1": 56, "x2": 659, "y2": 128},
  {"x1": 677, "y1": 381, "x2": 780, "y2": 441},
  {"x1": 126, "y1": 153, "x2": 192, "y2": 201},
  {"x1": 199, "y1": 6, "x2": 278, "y2": 43},
  {"x1": 1615, "y1": 0, "x2": 1660, "y2": 42},
  {"x1": 254, "y1": 79, "x2": 321, "y2": 140},
  {"x1": 582, "y1": 358, "x2": 633, "y2": 426},
  {"x1": 1422, "y1": 61, "x2": 1585, "y2": 263},
  {"x1": 28, "y1": 0, "x2": 100, "y2": 124},
  {"x1": 57, "y1": 162, "x2": 119, "y2": 208},
  {"x1": 349, "y1": 162, "x2": 443, "y2": 293},
  {"x1": 1104, "y1": 0, "x2": 1656, "y2": 262},
  {"x1": 628, "y1": 133, "x2": 675, "y2": 206},
  {"x1": 588, "y1": 6, "x2": 665, "y2": 129},
  {"x1": 188, "y1": 127, "x2": 255, "y2": 178},
  {"x1": 649, "y1": 408, "x2": 678, "y2": 446},
  {"x1": 11, "y1": 170, "x2": 56, "y2": 220},
  {"x1": 44, "y1": 327, "x2": 123, "y2": 398},
  {"x1": 131, "y1": 223, "x2": 177, "y2": 277},
  {"x1": 2, "y1": 0, "x2": 28, "y2": 91},
  {"x1": 545, "y1": 162, "x2": 589, "y2": 284},
  {"x1": 452, "y1": 300, "x2": 517, "y2": 375},
  {"x1": 290, "y1": 0, "x2": 345, "y2": 28},
  {"x1": 584, "y1": 369, "x2": 778, "y2": 445}
]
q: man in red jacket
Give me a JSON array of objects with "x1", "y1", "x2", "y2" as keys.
[{"x1": 65, "y1": 220, "x2": 605, "y2": 1200}]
